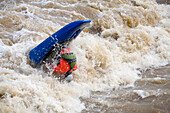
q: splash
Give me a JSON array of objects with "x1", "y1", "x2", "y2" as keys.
[{"x1": 0, "y1": 0, "x2": 169, "y2": 112}]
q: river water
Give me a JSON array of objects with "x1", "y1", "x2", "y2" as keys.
[{"x1": 0, "y1": 0, "x2": 169, "y2": 113}]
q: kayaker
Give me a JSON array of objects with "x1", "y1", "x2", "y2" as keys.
[
  {"x1": 42, "y1": 46, "x2": 77, "y2": 82},
  {"x1": 28, "y1": 20, "x2": 91, "y2": 82}
]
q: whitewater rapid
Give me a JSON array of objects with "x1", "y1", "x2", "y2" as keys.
[{"x1": 0, "y1": 0, "x2": 169, "y2": 113}]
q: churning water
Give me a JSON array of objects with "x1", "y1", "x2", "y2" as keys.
[{"x1": 0, "y1": 0, "x2": 169, "y2": 113}]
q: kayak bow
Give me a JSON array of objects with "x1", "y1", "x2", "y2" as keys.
[{"x1": 29, "y1": 20, "x2": 91, "y2": 65}]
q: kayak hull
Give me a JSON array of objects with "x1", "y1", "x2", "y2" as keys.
[{"x1": 28, "y1": 20, "x2": 91, "y2": 65}]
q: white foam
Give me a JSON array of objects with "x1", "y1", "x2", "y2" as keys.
[{"x1": 0, "y1": 0, "x2": 169, "y2": 112}]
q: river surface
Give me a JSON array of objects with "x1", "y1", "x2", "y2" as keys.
[{"x1": 0, "y1": 0, "x2": 169, "y2": 113}]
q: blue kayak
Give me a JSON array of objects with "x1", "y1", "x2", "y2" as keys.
[{"x1": 29, "y1": 20, "x2": 91, "y2": 65}]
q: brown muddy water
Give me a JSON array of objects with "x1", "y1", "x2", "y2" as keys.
[
  {"x1": 81, "y1": 64, "x2": 170, "y2": 113},
  {"x1": 0, "y1": 0, "x2": 170, "y2": 113},
  {"x1": 156, "y1": 0, "x2": 170, "y2": 4}
]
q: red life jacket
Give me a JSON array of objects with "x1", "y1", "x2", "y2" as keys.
[{"x1": 52, "y1": 48, "x2": 77, "y2": 73}]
